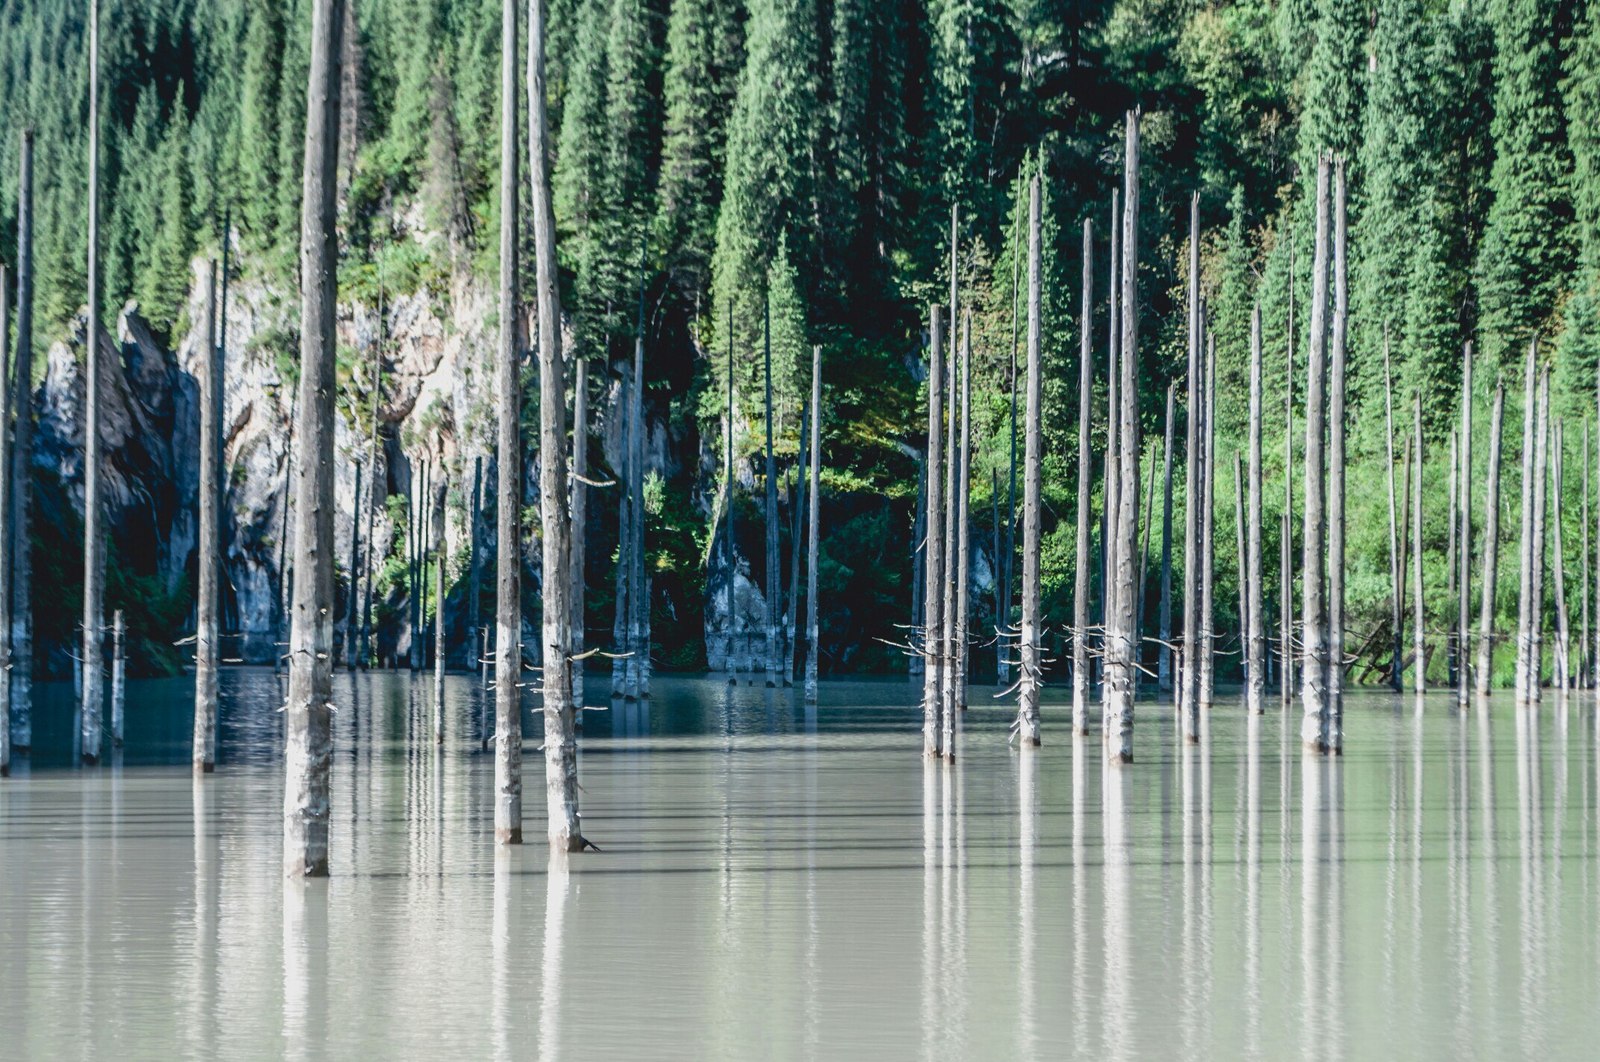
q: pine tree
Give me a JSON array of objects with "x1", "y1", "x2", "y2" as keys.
[
  {"x1": 238, "y1": 0, "x2": 286, "y2": 245},
  {"x1": 1298, "y1": 0, "x2": 1366, "y2": 174},
  {"x1": 1561, "y1": 2, "x2": 1600, "y2": 394}
]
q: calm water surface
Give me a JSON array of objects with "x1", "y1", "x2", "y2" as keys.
[{"x1": 3, "y1": 670, "x2": 1599, "y2": 1060}]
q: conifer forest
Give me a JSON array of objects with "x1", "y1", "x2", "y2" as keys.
[{"x1": 6, "y1": 1, "x2": 1600, "y2": 1058}]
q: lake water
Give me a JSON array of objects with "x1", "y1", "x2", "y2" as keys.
[{"x1": 2, "y1": 669, "x2": 1598, "y2": 1060}]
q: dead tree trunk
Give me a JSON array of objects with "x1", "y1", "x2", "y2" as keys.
[
  {"x1": 725, "y1": 309, "x2": 737, "y2": 679},
  {"x1": 283, "y1": 0, "x2": 345, "y2": 877},
  {"x1": 0, "y1": 266, "x2": 10, "y2": 775},
  {"x1": 922, "y1": 305, "x2": 945, "y2": 756},
  {"x1": 1072, "y1": 218, "x2": 1093, "y2": 734},
  {"x1": 570, "y1": 357, "x2": 588, "y2": 707},
  {"x1": 468, "y1": 456, "x2": 482, "y2": 675},
  {"x1": 1328, "y1": 158, "x2": 1347, "y2": 751},
  {"x1": 360, "y1": 317, "x2": 383, "y2": 669},
  {"x1": 1515, "y1": 340, "x2": 1539, "y2": 703},
  {"x1": 1554, "y1": 418, "x2": 1571, "y2": 691},
  {"x1": 530, "y1": 0, "x2": 584, "y2": 850},
  {"x1": 1477, "y1": 379, "x2": 1506, "y2": 697},
  {"x1": 1457, "y1": 343, "x2": 1473, "y2": 706},
  {"x1": 82, "y1": 0, "x2": 104, "y2": 765},
  {"x1": 940, "y1": 298, "x2": 958, "y2": 734},
  {"x1": 1160, "y1": 378, "x2": 1174, "y2": 694},
  {"x1": 1281, "y1": 231, "x2": 1296, "y2": 707},
  {"x1": 493, "y1": 0, "x2": 523, "y2": 845},
  {"x1": 1413, "y1": 393, "x2": 1426, "y2": 696},
  {"x1": 1017, "y1": 177, "x2": 1044, "y2": 749},
  {"x1": 9, "y1": 130, "x2": 35, "y2": 753},
  {"x1": 805, "y1": 344, "x2": 821, "y2": 701},
  {"x1": 110, "y1": 610, "x2": 124, "y2": 748},
  {"x1": 433, "y1": 478, "x2": 447, "y2": 739},
  {"x1": 1234, "y1": 450, "x2": 1247, "y2": 683},
  {"x1": 628, "y1": 333, "x2": 648, "y2": 699},
  {"x1": 195, "y1": 259, "x2": 221, "y2": 773},
  {"x1": 1583, "y1": 421, "x2": 1591, "y2": 687},
  {"x1": 1447, "y1": 432, "x2": 1458, "y2": 687},
  {"x1": 1106, "y1": 111, "x2": 1140, "y2": 765},
  {"x1": 910, "y1": 457, "x2": 925, "y2": 684},
  {"x1": 1384, "y1": 338, "x2": 1403, "y2": 692},
  {"x1": 1200, "y1": 330, "x2": 1216, "y2": 710},
  {"x1": 1103, "y1": 189, "x2": 1121, "y2": 715},
  {"x1": 953, "y1": 310, "x2": 972, "y2": 723},
  {"x1": 1001, "y1": 211, "x2": 1020, "y2": 688},
  {"x1": 787, "y1": 402, "x2": 806, "y2": 687},
  {"x1": 1529, "y1": 365, "x2": 1551, "y2": 705},
  {"x1": 1247, "y1": 304, "x2": 1265, "y2": 713},
  {"x1": 613, "y1": 369, "x2": 633, "y2": 697},
  {"x1": 1300, "y1": 153, "x2": 1331, "y2": 752},
  {"x1": 764, "y1": 298, "x2": 779, "y2": 687},
  {"x1": 1182, "y1": 192, "x2": 1201, "y2": 740},
  {"x1": 345, "y1": 462, "x2": 362, "y2": 668}
]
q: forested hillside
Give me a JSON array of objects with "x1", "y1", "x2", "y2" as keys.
[{"x1": 2, "y1": 0, "x2": 1598, "y2": 683}]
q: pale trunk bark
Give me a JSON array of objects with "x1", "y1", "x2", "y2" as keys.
[
  {"x1": 805, "y1": 345, "x2": 821, "y2": 701},
  {"x1": 110, "y1": 610, "x2": 124, "y2": 747},
  {"x1": 787, "y1": 404, "x2": 805, "y2": 687},
  {"x1": 628, "y1": 336, "x2": 648, "y2": 698},
  {"x1": 1583, "y1": 422, "x2": 1591, "y2": 687},
  {"x1": 1529, "y1": 367, "x2": 1550, "y2": 706},
  {"x1": 953, "y1": 311, "x2": 972, "y2": 726},
  {"x1": 922, "y1": 306, "x2": 945, "y2": 756},
  {"x1": 1413, "y1": 396, "x2": 1426, "y2": 696},
  {"x1": 1103, "y1": 190, "x2": 1121, "y2": 716},
  {"x1": 1477, "y1": 381, "x2": 1505, "y2": 697},
  {"x1": 726, "y1": 308, "x2": 737, "y2": 678},
  {"x1": 493, "y1": 0, "x2": 523, "y2": 845},
  {"x1": 570, "y1": 357, "x2": 587, "y2": 707},
  {"x1": 1234, "y1": 450, "x2": 1247, "y2": 684},
  {"x1": 195, "y1": 259, "x2": 220, "y2": 773},
  {"x1": 468, "y1": 456, "x2": 482, "y2": 675},
  {"x1": 1072, "y1": 219, "x2": 1092, "y2": 734},
  {"x1": 613, "y1": 371, "x2": 632, "y2": 696},
  {"x1": 1182, "y1": 193, "x2": 1200, "y2": 740},
  {"x1": 1017, "y1": 178, "x2": 1043, "y2": 748},
  {"x1": 764, "y1": 300, "x2": 779, "y2": 687},
  {"x1": 1554, "y1": 419, "x2": 1570, "y2": 691},
  {"x1": 1247, "y1": 304, "x2": 1265, "y2": 713},
  {"x1": 283, "y1": 0, "x2": 344, "y2": 877},
  {"x1": 1458, "y1": 343, "x2": 1473, "y2": 706},
  {"x1": 82, "y1": 0, "x2": 104, "y2": 765},
  {"x1": 1160, "y1": 378, "x2": 1174, "y2": 693},
  {"x1": 1515, "y1": 340, "x2": 1538, "y2": 703},
  {"x1": 1384, "y1": 340, "x2": 1403, "y2": 691},
  {"x1": 0, "y1": 267, "x2": 9, "y2": 775},
  {"x1": 1447, "y1": 433, "x2": 1458, "y2": 687},
  {"x1": 1200, "y1": 331, "x2": 1216, "y2": 710},
  {"x1": 1001, "y1": 211, "x2": 1020, "y2": 687},
  {"x1": 433, "y1": 479, "x2": 446, "y2": 741},
  {"x1": 1300, "y1": 155, "x2": 1330, "y2": 752},
  {"x1": 360, "y1": 323, "x2": 382, "y2": 668},
  {"x1": 1281, "y1": 234, "x2": 1296, "y2": 706},
  {"x1": 345, "y1": 462, "x2": 361, "y2": 668},
  {"x1": 940, "y1": 302, "x2": 958, "y2": 733},
  {"x1": 1106, "y1": 112, "x2": 1140, "y2": 765},
  {"x1": 1328, "y1": 160, "x2": 1347, "y2": 750},
  {"x1": 9, "y1": 131, "x2": 34, "y2": 751},
  {"x1": 530, "y1": 0, "x2": 583, "y2": 850},
  {"x1": 910, "y1": 458, "x2": 925, "y2": 683}
]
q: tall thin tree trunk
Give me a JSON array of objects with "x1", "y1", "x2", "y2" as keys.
[
  {"x1": 360, "y1": 311, "x2": 382, "y2": 669},
  {"x1": 570, "y1": 357, "x2": 588, "y2": 707},
  {"x1": 0, "y1": 266, "x2": 10, "y2": 776},
  {"x1": 1583, "y1": 421, "x2": 1591, "y2": 687},
  {"x1": 628, "y1": 333, "x2": 648, "y2": 699},
  {"x1": 110, "y1": 610, "x2": 124, "y2": 748},
  {"x1": 1001, "y1": 208, "x2": 1020, "y2": 687},
  {"x1": 195, "y1": 259, "x2": 221, "y2": 773},
  {"x1": 725, "y1": 307, "x2": 737, "y2": 679},
  {"x1": 787, "y1": 403, "x2": 806, "y2": 686},
  {"x1": 1515, "y1": 340, "x2": 1539, "y2": 703},
  {"x1": 1072, "y1": 218, "x2": 1093, "y2": 734},
  {"x1": 940, "y1": 300, "x2": 958, "y2": 733},
  {"x1": 614, "y1": 370, "x2": 633, "y2": 696},
  {"x1": 922, "y1": 305, "x2": 945, "y2": 756},
  {"x1": 468, "y1": 456, "x2": 482, "y2": 675},
  {"x1": 9, "y1": 130, "x2": 34, "y2": 752},
  {"x1": 1554, "y1": 418, "x2": 1570, "y2": 691},
  {"x1": 953, "y1": 311, "x2": 972, "y2": 724},
  {"x1": 1529, "y1": 366, "x2": 1551, "y2": 705},
  {"x1": 1328, "y1": 159, "x2": 1347, "y2": 751},
  {"x1": 1384, "y1": 338, "x2": 1403, "y2": 692},
  {"x1": 1458, "y1": 342, "x2": 1473, "y2": 706},
  {"x1": 1281, "y1": 230, "x2": 1296, "y2": 707},
  {"x1": 434, "y1": 478, "x2": 447, "y2": 740},
  {"x1": 1247, "y1": 304, "x2": 1265, "y2": 714},
  {"x1": 345, "y1": 462, "x2": 362, "y2": 668},
  {"x1": 1300, "y1": 154, "x2": 1331, "y2": 752},
  {"x1": 1234, "y1": 450, "x2": 1247, "y2": 683},
  {"x1": 1160, "y1": 378, "x2": 1174, "y2": 694},
  {"x1": 1106, "y1": 111, "x2": 1140, "y2": 765},
  {"x1": 81, "y1": 0, "x2": 104, "y2": 765},
  {"x1": 910, "y1": 458, "x2": 925, "y2": 683},
  {"x1": 529, "y1": 0, "x2": 583, "y2": 850},
  {"x1": 1200, "y1": 331, "x2": 1216, "y2": 710},
  {"x1": 805, "y1": 345, "x2": 821, "y2": 701},
  {"x1": 1182, "y1": 193, "x2": 1201, "y2": 740},
  {"x1": 1447, "y1": 432, "x2": 1458, "y2": 687},
  {"x1": 1017, "y1": 177, "x2": 1044, "y2": 749},
  {"x1": 493, "y1": 0, "x2": 523, "y2": 845},
  {"x1": 764, "y1": 298, "x2": 779, "y2": 687},
  {"x1": 1413, "y1": 394, "x2": 1426, "y2": 696},
  {"x1": 1103, "y1": 190, "x2": 1121, "y2": 715},
  {"x1": 283, "y1": 0, "x2": 345, "y2": 877},
  {"x1": 1477, "y1": 380, "x2": 1506, "y2": 698}
]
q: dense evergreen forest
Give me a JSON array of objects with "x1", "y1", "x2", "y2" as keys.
[{"x1": 2, "y1": 0, "x2": 1598, "y2": 686}]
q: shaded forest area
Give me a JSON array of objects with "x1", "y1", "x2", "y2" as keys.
[{"x1": 3, "y1": 0, "x2": 1599, "y2": 686}]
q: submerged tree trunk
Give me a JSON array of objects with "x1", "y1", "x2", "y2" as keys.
[
  {"x1": 1017, "y1": 178, "x2": 1044, "y2": 749},
  {"x1": 1002, "y1": 210, "x2": 1020, "y2": 690},
  {"x1": 468, "y1": 456, "x2": 482, "y2": 675},
  {"x1": 1247, "y1": 305, "x2": 1265, "y2": 714},
  {"x1": 493, "y1": 0, "x2": 523, "y2": 845},
  {"x1": 1160, "y1": 378, "x2": 1174, "y2": 694},
  {"x1": 1328, "y1": 160, "x2": 1347, "y2": 751},
  {"x1": 1200, "y1": 331, "x2": 1216, "y2": 711},
  {"x1": 805, "y1": 345, "x2": 821, "y2": 702},
  {"x1": 1281, "y1": 233, "x2": 1296, "y2": 707},
  {"x1": 1105, "y1": 111, "x2": 1140, "y2": 765},
  {"x1": 910, "y1": 458, "x2": 925, "y2": 684},
  {"x1": 1413, "y1": 395, "x2": 1426, "y2": 696},
  {"x1": 0, "y1": 266, "x2": 9, "y2": 775},
  {"x1": 953, "y1": 311, "x2": 972, "y2": 726},
  {"x1": 1234, "y1": 450, "x2": 1247, "y2": 684},
  {"x1": 1182, "y1": 193, "x2": 1201, "y2": 740},
  {"x1": 1529, "y1": 366, "x2": 1551, "y2": 706},
  {"x1": 922, "y1": 306, "x2": 945, "y2": 756},
  {"x1": 345, "y1": 462, "x2": 362, "y2": 668},
  {"x1": 628, "y1": 334, "x2": 648, "y2": 699},
  {"x1": 530, "y1": 0, "x2": 583, "y2": 850},
  {"x1": 1477, "y1": 380, "x2": 1506, "y2": 698},
  {"x1": 1384, "y1": 339, "x2": 1403, "y2": 692},
  {"x1": 1457, "y1": 343, "x2": 1473, "y2": 707},
  {"x1": 787, "y1": 403, "x2": 806, "y2": 687},
  {"x1": 725, "y1": 308, "x2": 738, "y2": 680},
  {"x1": 360, "y1": 317, "x2": 383, "y2": 669},
  {"x1": 1300, "y1": 154, "x2": 1330, "y2": 753},
  {"x1": 82, "y1": 0, "x2": 104, "y2": 765},
  {"x1": 764, "y1": 300, "x2": 779, "y2": 687},
  {"x1": 1103, "y1": 190, "x2": 1121, "y2": 715},
  {"x1": 283, "y1": 0, "x2": 345, "y2": 877},
  {"x1": 614, "y1": 369, "x2": 633, "y2": 696},
  {"x1": 195, "y1": 259, "x2": 221, "y2": 774},
  {"x1": 1553, "y1": 418, "x2": 1570, "y2": 691},
  {"x1": 9, "y1": 130, "x2": 35, "y2": 752},
  {"x1": 1072, "y1": 218, "x2": 1093, "y2": 735},
  {"x1": 433, "y1": 478, "x2": 447, "y2": 741},
  {"x1": 940, "y1": 299, "x2": 958, "y2": 736},
  {"x1": 570, "y1": 357, "x2": 588, "y2": 708},
  {"x1": 1515, "y1": 340, "x2": 1539, "y2": 704},
  {"x1": 110, "y1": 610, "x2": 124, "y2": 748}
]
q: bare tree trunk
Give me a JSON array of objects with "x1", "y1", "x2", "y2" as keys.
[
  {"x1": 1001, "y1": 210, "x2": 1020, "y2": 688},
  {"x1": 1554, "y1": 418, "x2": 1570, "y2": 691},
  {"x1": 953, "y1": 311, "x2": 972, "y2": 725},
  {"x1": 940, "y1": 299, "x2": 958, "y2": 734},
  {"x1": 1281, "y1": 231, "x2": 1295, "y2": 707},
  {"x1": 435, "y1": 478, "x2": 448, "y2": 740},
  {"x1": 345, "y1": 462, "x2": 361, "y2": 668},
  {"x1": 910, "y1": 458, "x2": 925, "y2": 683},
  {"x1": 110, "y1": 610, "x2": 124, "y2": 748},
  {"x1": 1413, "y1": 394, "x2": 1426, "y2": 696},
  {"x1": 493, "y1": 0, "x2": 523, "y2": 845},
  {"x1": 1300, "y1": 154, "x2": 1330, "y2": 752},
  {"x1": 613, "y1": 369, "x2": 632, "y2": 697},
  {"x1": 1200, "y1": 331, "x2": 1216, "y2": 710},
  {"x1": 195, "y1": 259, "x2": 221, "y2": 773},
  {"x1": 1160, "y1": 377, "x2": 1174, "y2": 694},
  {"x1": 1447, "y1": 431, "x2": 1458, "y2": 687},
  {"x1": 1103, "y1": 189, "x2": 1121, "y2": 718},
  {"x1": 1477, "y1": 380, "x2": 1506, "y2": 697},
  {"x1": 468, "y1": 456, "x2": 482, "y2": 675},
  {"x1": 787, "y1": 403, "x2": 806, "y2": 687},
  {"x1": 570, "y1": 357, "x2": 587, "y2": 708},
  {"x1": 9, "y1": 130, "x2": 35, "y2": 753},
  {"x1": 724, "y1": 309, "x2": 737, "y2": 680},
  {"x1": 1234, "y1": 450, "x2": 1247, "y2": 683},
  {"x1": 1583, "y1": 421, "x2": 1591, "y2": 688},
  {"x1": 764, "y1": 299, "x2": 779, "y2": 688},
  {"x1": 1072, "y1": 218, "x2": 1093, "y2": 734},
  {"x1": 1328, "y1": 159, "x2": 1347, "y2": 751},
  {"x1": 82, "y1": 0, "x2": 104, "y2": 765},
  {"x1": 360, "y1": 311, "x2": 382, "y2": 669},
  {"x1": 922, "y1": 305, "x2": 945, "y2": 756},
  {"x1": 1182, "y1": 192, "x2": 1201, "y2": 740},
  {"x1": 1247, "y1": 304, "x2": 1265, "y2": 714},
  {"x1": 1529, "y1": 365, "x2": 1551, "y2": 706},
  {"x1": 1384, "y1": 338, "x2": 1403, "y2": 692},
  {"x1": 1106, "y1": 111, "x2": 1140, "y2": 765},
  {"x1": 283, "y1": 0, "x2": 345, "y2": 877},
  {"x1": 1515, "y1": 340, "x2": 1539, "y2": 704},
  {"x1": 529, "y1": 0, "x2": 583, "y2": 851},
  {"x1": 1017, "y1": 178, "x2": 1043, "y2": 749},
  {"x1": 1458, "y1": 343, "x2": 1473, "y2": 706},
  {"x1": 805, "y1": 345, "x2": 821, "y2": 702},
  {"x1": 0, "y1": 266, "x2": 10, "y2": 775},
  {"x1": 628, "y1": 334, "x2": 648, "y2": 699}
]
